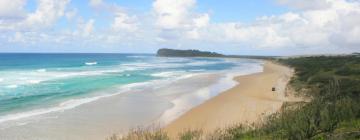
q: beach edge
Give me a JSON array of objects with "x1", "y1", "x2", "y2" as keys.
[{"x1": 164, "y1": 60, "x2": 294, "y2": 138}]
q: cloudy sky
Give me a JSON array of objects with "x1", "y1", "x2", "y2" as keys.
[{"x1": 0, "y1": 0, "x2": 359, "y2": 55}]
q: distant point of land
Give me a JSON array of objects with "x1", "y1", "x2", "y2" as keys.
[
  {"x1": 156, "y1": 48, "x2": 224, "y2": 57},
  {"x1": 156, "y1": 48, "x2": 277, "y2": 59}
]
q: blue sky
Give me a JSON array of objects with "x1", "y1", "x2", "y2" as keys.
[{"x1": 0, "y1": 0, "x2": 359, "y2": 55}]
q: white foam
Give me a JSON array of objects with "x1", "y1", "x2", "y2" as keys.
[
  {"x1": 0, "y1": 68, "x2": 130, "y2": 87},
  {"x1": 186, "y1": 61, "x2": 220, "y2": 66},
  {"x1": 121, "y1": 63, "x2": 156, "y2": 68},
  {"x1": 0, "y1": 81, "x2": 154, "y2": 124},
  {"x1": 36, "y1": 69, "x2": 46, "y2": 72},
  {"x1": 19, "y1": 77, "x2": 27, "y2": 80},
  {"x1": 127, "y1": 55, "x2": 149, "y2": 58},
  {"x1": 6, "y1": 85, "x2": 18, "y2": 89},
  {"x1": 27, "y1": 80, "x2": 41, "y2": 84},
  {"x1": 85, "y1": 62, "x2": 97, "y2": 66},
  {"x1": 175, "y1": 73, "x2": 199, "y2": 80},
  {"x1": 151, "y1": 71, "x2": 186, "y2": 78},
  {"x1": 121, "y1": 62, "x2": 183, "y2": 69},
  {"x1": 189, "y1": 69, "x2": 206, "y2": 72}
]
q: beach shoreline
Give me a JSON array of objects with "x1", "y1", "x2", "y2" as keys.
[
  {"x1": 0, "y1": 58, "x2": 269, "y2": 140},
  {"x1": 164, "y1": 61, "x2": 294, "y2": 138},
  {"x1": 0, "y1": 59, "x2": 264, "y2": 140}
]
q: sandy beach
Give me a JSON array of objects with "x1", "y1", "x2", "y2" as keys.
[{"x1": 165, "y1": 61, "x2": 294, "y2": 137}]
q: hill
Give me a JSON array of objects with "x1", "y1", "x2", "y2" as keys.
[
  {"x1": 156, "y1": 48, "x2": 278, "y2": 59},
  {"x1": 156, "y1": 48, "x2": 224, "y2": 57}
]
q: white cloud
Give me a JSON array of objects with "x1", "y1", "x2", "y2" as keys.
[
  {"x1": 89, "y1": 0, "x2": 104, "y2": 8},
  {"x1": 2, "y1": 0, "x2": 360, "y2": 54},
  {"x1": 1, "y1": 0, "x2": 72, "y2": 47},
  {"x1": 277, "y1": 0, "x2": 331, "y2": 10},
  {"x1": 198, "y1": 22, "x2": 292, "y2": 48},
  {"x1": 152, "y1": 0, "x2": 210, "y2": 41},
  {"x1": 23, "y1": 0, "x2": 70, "y2": 29},
  {"x1": 87, "y1": 0, "x2": 139, "y2": 33},
  {"x1": 193, "y1": 14, "x2": 209, "y2": 28},
  {"x1": 185, "y1": 13, "x2": 210, "y2": 39},
  {"x1": 111, "y1": 11, "x2": 138, "y2": 32},
  {"x1": 0, "y1": 0, "x2": 27, "y2": 31},
  {"x1": 0, "y1": 0, "x2": 70, "y2": 31},
  {"x1": 188, "y1": 0, "x2": 360, "y2": 50},
  {"x1": 88, "y1": 0, "x2": 122, "y2": 13},
  {"x1": 153, "y1": 0, "x2": 196, "y2": 29},
  {"x1": 65, "y1": 8, "x2": 78, "y2": 20},
  {"x1": 82, "y1": 19, "x2": 95, "y2": 37},
  {"x1": 9, "y1": 32, "x2": 25, "y2": 43},
  {"x1": 8, "y1": 31, "x2": 52, "y2": 45},
  {"x1": 0, "y1": 0, "x2": 26, "y2": 19},
  {"x1": 68, "y1": 18, "x2": 95, "y2": 39}
]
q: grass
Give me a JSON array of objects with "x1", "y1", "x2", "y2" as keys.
[{"x1": 107, "y1": 127, "x2": 170, "y2": 140}]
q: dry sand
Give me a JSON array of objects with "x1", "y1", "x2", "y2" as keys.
[{"x1": 165, "y1": 61, "x2": 294, "y2": 137}]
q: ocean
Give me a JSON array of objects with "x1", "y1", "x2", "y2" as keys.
[{"x1": 0, "y1": 53, "x2": 263, "y2": 139}]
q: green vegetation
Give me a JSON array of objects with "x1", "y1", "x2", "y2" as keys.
[
  {"x1": 233, "y1": 56, "x2": 360, "y2": 139},
  {"x1": 156, "y1": 48, "x2": 224, "y2": 57},
  {"x1": 107, "y1": 127, "x2": 170, "y2": 140},
  {"x1": 156, "y1": 48, "x2": 278, "y2": 59},
  {"x1": 109, "y1": 55, "x2": 360, "y2": 140},
  {"x1": 260, "y1": 56, "x2": 360, "y2": 139}
]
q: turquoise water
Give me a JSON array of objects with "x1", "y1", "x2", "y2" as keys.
[{"x1": 0, "y1": 53, "x2": 258, "y2": 118}]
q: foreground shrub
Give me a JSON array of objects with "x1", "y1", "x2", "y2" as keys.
[{"x1": 108, "y1": 127, "x2": 169, "y2": 140}]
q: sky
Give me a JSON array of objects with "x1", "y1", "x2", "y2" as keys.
[{"x1": 0, "y1": 0, "x2": 360, "y2": 55}]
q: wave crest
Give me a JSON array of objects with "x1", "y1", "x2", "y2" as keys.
[{"x1": 85, "y1": 62, "x2": 97, "y2": 66}]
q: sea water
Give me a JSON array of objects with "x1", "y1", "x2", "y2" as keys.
[{"x1": 0, "y1": 53, "x2": 263, "y2": 139}]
